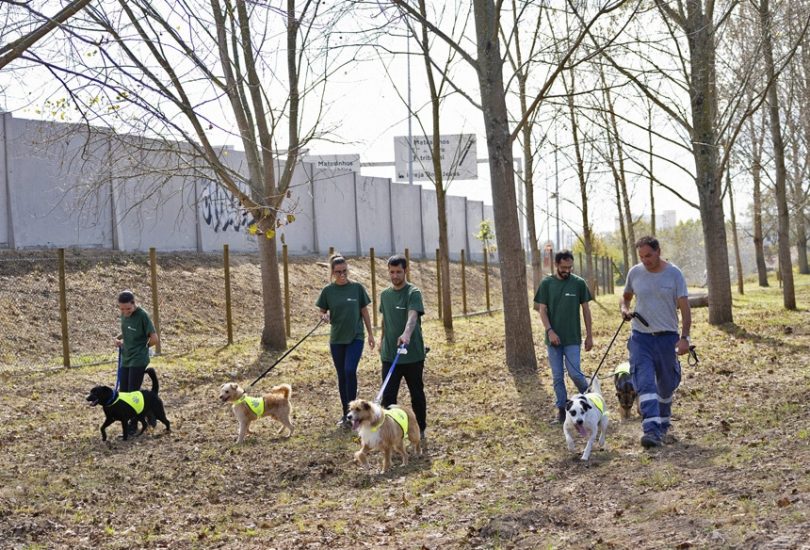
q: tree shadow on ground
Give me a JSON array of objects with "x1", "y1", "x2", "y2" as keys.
[
  {"x1": 718, "y1": 322, "x2": 810, "y2": 352},
  {"x1": 510, "y1": 363, "x2": 548, "y2": 428}
]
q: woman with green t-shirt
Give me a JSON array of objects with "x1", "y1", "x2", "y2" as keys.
[{"x1": 316, "y1": 254, "x2": 376, "y2": 428}]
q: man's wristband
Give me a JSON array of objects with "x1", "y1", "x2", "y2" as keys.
[
  {"x1": 546, "y1": 327, "x2": 553, "y2": 334},
  {"x1": 680, "y1": 335, "x2": 691, "y2": 343}
]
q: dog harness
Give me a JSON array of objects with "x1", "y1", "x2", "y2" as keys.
[
  {"x1": 114, "y1": 391, "x2": 145, "y2": 414},
  {"x1": 585, "y1": 393, "x2": 605, "y2": 414},
  {"x1": 371, "y1": 408, "x2": 409, "y2": 439},
  {"x1": 235, "y1": 395, "x2": 264, "y2": 417},
  {"x1": 614, "y1": 363, "x2": 631, "y2": 376}
]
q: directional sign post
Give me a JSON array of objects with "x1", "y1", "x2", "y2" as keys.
[{"x1": 394, "y1": 134, "x2": 477, "y2": 182}]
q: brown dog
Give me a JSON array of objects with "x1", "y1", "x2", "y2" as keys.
[
  {"x1": 218, "y1": 382, "x2": 294, "y2": 443},
  {"x1": 346, "y1": 399, "x2": 421, "y2": 473}
]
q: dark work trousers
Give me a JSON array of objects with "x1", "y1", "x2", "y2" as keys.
[
  {"x1": 120, "y1": 365, "x2": 147, "y2": 392},
  {"x1": 380, "y1": 360, "x2": 426, "y2": 432}
]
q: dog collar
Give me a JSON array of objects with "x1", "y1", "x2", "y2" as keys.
[{"x1": 614, "y1": 363, "x2": 630, "y2": 376}]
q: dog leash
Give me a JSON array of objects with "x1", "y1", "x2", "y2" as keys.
[
  {"x1": 585, "y1": 311, "x2": 649, "y2": 393},
  {"x1": 688, "y1": 345, "x2": 699, "y2": 367},
  {"x1": 106, "y1": 347, "x2": 124, "y2": 406},
  {"x1": 248, "y1": 319, "x2": 324, "y2": 388},
  {"x1": 374, "y1": 344, "x2": 407, "y2": 404}
]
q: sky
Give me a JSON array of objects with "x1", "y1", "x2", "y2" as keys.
[{"x1": 0, "y1": 1, "x2": 708, "y2": 245}]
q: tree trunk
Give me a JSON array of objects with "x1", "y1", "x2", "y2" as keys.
[
  {"x1": 417, "y1": 0, "x2": 453, "y2": 331},
  {"x1": 727, "y1": 164, "x2": 744, "y2": 295},
  {"x1": 648, "y1": 104, "x2": 656, "y2": 236},
  {"x1": 604, "y1": 79, "x2": 636, "y2": 264},
  {"x1": 257, "y1": 232, "x2": 287, "y2": 350},
  {"x1": 473, "y1": 0, "x2": 536, "y2": 372},
  {"x1": 518, "y1": 74, "x2": 542, "y2": 291},
  {"x1": 566, "y1": 70, "x2": 594, "y2": 289},
  {"x1": 749, "y1": 115, "x2": 769, "y2": 287},
  {"x1": 685, "y1": 1, "x2": 733, "y2": 325},
  {"x1": 759, "y1": 0, "x2": 796, "y2": 309}
]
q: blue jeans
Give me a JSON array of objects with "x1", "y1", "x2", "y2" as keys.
[
  {"x1": 627, "y1": 331, "x2": 681, "y2": 438},
  {"x1": 546, "y1": 344, "x2": 588, "y2": 409},
  {"x1": 330, "y1": 339, "x2": 364, "y2": 417}
]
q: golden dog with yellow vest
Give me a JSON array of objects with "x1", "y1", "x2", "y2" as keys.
[
  {"x1": 218, "y1": 382, "x2": 293, "y2": 443},
  {"x1": 346, "y1": 399, "x2": 421, "y2": 474}
]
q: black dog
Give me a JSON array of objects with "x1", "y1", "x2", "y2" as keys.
[
  {"x1": 86, "y1": 367, "x2": 171, "y2": 441},
  {"x1": 613, "y1": 362, "x2": 638, "y2": 420}
]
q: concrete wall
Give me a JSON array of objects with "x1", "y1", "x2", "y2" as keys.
[{"x1": 0, "y1": 113, "x2": 497, "y2": 260}]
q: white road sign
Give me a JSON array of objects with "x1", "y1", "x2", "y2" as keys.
[
  {"x1": 394, "y1": 134, "x2": 477, "y2": 182},
  {"x1": 303, "y1": 154, "x2": 360, "y2": 173}
]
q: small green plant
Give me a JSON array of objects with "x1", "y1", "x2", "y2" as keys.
[{"x1": 475, "y1": 220, "x2": 497, "y2": 259}]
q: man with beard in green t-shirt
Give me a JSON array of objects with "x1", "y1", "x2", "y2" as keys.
[
  {"x1": 379, "y1": 254, "x2": 427, "y2": 443},
  {"x1": 534, "y1": 250, "x2": 593, "y2": 424}
]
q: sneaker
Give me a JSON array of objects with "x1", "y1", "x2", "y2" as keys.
[
  {"x1": 549, "y1": 407, "x2": 566, "y2": 425},
  {"x1": 640, "y1": 434, "x2": 663, "y2": 448},
  {"x1": 662, "y1": 433, "x2": 678, "y2": 445},
  {"x1": 336, "y1": 416, "x2": 351, "y2": 429}
]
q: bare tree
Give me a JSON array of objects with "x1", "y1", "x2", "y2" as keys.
[
  {"x1": 40, "y1": 0, "x2": 352, "y2": 350},
  {"x1": 0, "y1": 0, "x2": 93, "y2": 70},
  {"x1": 598, "y1": 1, "x2": 809, "y2": 323},
  {"x1": 389, "y1": 0, "x2": 627, "y2": 370},
  {"x1": 756, "y1": 0, "x2": 796, "y2": 309}
]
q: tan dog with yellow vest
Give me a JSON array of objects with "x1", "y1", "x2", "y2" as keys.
[
  {"x1": 218, "y1": 382, "x2": 293, "y2": 443},
  {"x1": 346, "y1": 399, "x2": 421, "y2": 473}
]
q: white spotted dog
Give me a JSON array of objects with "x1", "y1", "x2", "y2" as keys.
[{"x1": 564, "y1": 376, "x2": 609, "y2": 461}]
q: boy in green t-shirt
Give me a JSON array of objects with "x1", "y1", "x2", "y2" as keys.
[{"x1": 533, "y1": 250, "x2": 593, "y2": 424}]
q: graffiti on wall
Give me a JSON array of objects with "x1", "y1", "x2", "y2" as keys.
[{"x1": 201, "y1": 182, "x2": 255, "y2": 233}]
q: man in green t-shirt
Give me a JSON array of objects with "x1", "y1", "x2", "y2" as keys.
[
  {"x1": 533, "y1": 250, "x2": 594, "y2": 424},
  {"x1": 379, "y1": 254, "x2": 427, "y2": 442}
]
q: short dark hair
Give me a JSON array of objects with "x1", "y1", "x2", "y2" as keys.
[
  {"x1": 555, "y1": 250, "x2": 574, "y2": 264},
  {"x1": 118, "y1": 290, "x2": 135, "y2": 304},
  {"x1": 387, "y1": 254, "x2": 407, "y2": 269},
  {"x1": 635, "y1": 236, "x2": 660, "y2": 251}
]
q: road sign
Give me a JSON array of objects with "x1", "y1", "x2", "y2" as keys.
[{"x1": 394, "y1": 134, "x2": 477, "y2": 182}]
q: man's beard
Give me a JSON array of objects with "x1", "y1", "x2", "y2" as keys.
[{"x1": 557, "y1": 270, "x2": 571, "y2": 279}]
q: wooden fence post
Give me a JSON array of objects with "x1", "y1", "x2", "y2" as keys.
[
  {"x1": 283, "y1": 244, "x2": 291, "y2": 337},
  {"x1": 461, "y1": 249, "x2": 467, "y2": 316},
  {"x1": 224, "y1": 244, "x2": 233, "y2": 345},
  {"x1": 594, "y1": 255, "x2": 600, "y2": 297},
  {"x1": 436, "y1": 248, "x2": 442, "y2": 319},
  {"x1": 57, "y1": 248, "x2": 70, "y2": 367},
  {"x1": 149, "y1": 247, "x2": 162, "y2": 355},
  {"x1": 483, "y1": 250, "x2": 491, "y2": 312},
  {"x1": 370, "y1": 247, "x2": 378, "y2": 328}
]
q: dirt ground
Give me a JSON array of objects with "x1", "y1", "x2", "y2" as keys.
[{"x1": 0, "y1": 252, "x2": 808, "y2": 549}]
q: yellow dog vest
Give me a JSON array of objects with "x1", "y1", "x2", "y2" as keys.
[
  {"x1": 114, "y1": 391, "x2": 145, "y2": 414},
  {"x1": 585, "y1": 393, "x2": 605, "y2": 414},
  {"x1": 235, "y1": 395, "x2": 264, "y2": 417},
  {"x1": 614, "y1": 363, "x2": 631, "y2": 376},
  {"x1": 372, "y1": 408, "x2": 409, "y2": 439}
]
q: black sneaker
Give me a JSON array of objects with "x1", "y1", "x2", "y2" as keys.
[
  {"x1": 641, "y1": 434, "x2": 663, "y2": 448},
  {"x1": 336, "y1": 416, "x2": 351, "y2": 429}
]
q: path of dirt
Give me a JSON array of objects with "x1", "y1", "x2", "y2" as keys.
[{"x1": 0, "y1": 254, "x2": 808, "y2": 549}]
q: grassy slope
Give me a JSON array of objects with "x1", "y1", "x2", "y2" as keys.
[{"x1": 0, "y1": 271, "x2": 808, "y2": 549}]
